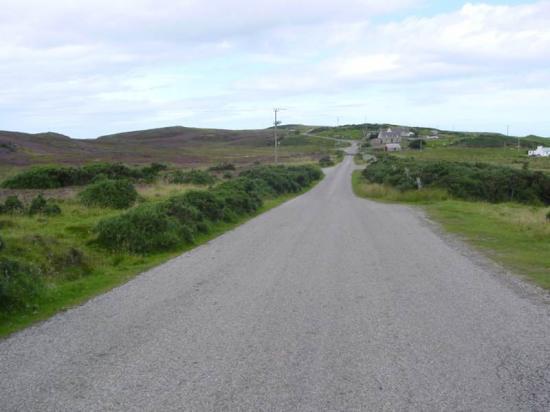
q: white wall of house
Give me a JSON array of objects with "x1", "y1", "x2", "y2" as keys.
[{"x1": 528, "y1": 146, "x2": 550, "y2": 157}]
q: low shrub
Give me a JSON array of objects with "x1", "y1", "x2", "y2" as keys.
[
  {"x1": 0, "y1": 234, "x2": 4, "y2": 251},
  {"x1": 319, "y1": 156, "x2": 335, "y2": 167},
  {"x1": 28, "y1": 194, "x2": 47, "y2": 215},
  {"x1": 363, "y1": 156, "x2": 550, "y2": 205},
  {"x1": 79, "y1": 179, "x2": 138, "y2": 209},
  {"x1": 1, "y1": 162, "x2": 164, "y2": 189},
  {"x1": 182, "y1": 190, "x2": 225, "y2": 221},
  {"x1": 167, "y1": 170, "x2": 216, "y2": 185},
  {"x1": 95, "y1": 165, "x2": 322, "y2": 254},
  {"x1": 240, "y1": 165, "x2": 322, "y2": 195},
  {"x1": 95, "y1": 204, "x2": 181, "y2": 253},
  {"x1": 3, "y1": 196, "x2": 24, "y2": 214},
  {"x1": 0, "y1": 258, "x2": 44, "y2": 312}
]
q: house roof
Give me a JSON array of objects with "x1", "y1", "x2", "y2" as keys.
[{"x1": 378, "y1": 126, "x2": 410, "y2": 140}]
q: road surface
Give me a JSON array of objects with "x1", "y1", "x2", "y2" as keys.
[{"x1": 1, "y1": 151, "x2": 549, "y2": 411}]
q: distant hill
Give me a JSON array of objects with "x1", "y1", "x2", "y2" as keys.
[{"x1": 0, "y1": 126, "x2": 275, "y2": 168}]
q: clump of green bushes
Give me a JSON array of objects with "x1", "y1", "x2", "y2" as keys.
[
  {"x1": 79, "y1": 179, "x2": 138, "y2": 209},
  {"x1": 0, "y1": 257, "x2": 44, "y2": 312},
  {"x1": 0, "y1": 194, "x2": 61, "y2": 216},
  {"x1": 95, "y1": 165, "x2": 322, "y2": 254},
  {"x1": 1, "y1": 162, "x2": 167, "y2": 189},
  {"x1": 2, "y1": 196, "x2": 24, "y2": 214},
  {"x1": 167, "y1": 170, "x2": 216, "y2": 185},
  {"x1": 29, "y1": 194, "x2": 62, "y2": 216},
  {"x1": 319, "y1": 156, "x2": 335, "y2": 167},
  {"x1": 363, "y1": 156, "x2": 550, "y2": 205}
]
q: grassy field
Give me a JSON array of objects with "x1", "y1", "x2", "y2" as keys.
[
  {"x1": 394, "y1": 146, "x2": 550, "y2": 171},
  {"x1": 0, "y1": 175, "x2": 321, "y2": 337},
  {"x1": 352, "y1": 171, "x2": 550, "y2": 289}
]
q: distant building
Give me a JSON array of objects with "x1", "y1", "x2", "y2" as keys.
[
  {"x1": 385, "y1": 143, "x2": 402, "y2": 152},
  {"x1": 371, "y1": 127, "x2": 413, "y2": 147},
  {"x1": 426, "y1": 130, "x2": 440, "y2": 140},
  {"x1": 528, "y1": 146, "x2": 550, "y2": 157}
]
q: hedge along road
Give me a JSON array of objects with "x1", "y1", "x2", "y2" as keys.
[{"x1": 1, "y1": 148, "x2": 550, "y2": 411}]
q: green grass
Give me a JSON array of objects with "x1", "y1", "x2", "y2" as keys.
[
  {"x1": 352, "y1": 171, "x2": 550, "y2": 289},
  {"x1": 0, "y1": 182, "x2": 318, "y2": 337},
  {"x1": 395, "y1": 145, "x2": 550, "y2": 172}
]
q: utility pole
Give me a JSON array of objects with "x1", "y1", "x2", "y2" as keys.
[{"x1": 273, "y1": 108, "x2": 285, "y2": 164}]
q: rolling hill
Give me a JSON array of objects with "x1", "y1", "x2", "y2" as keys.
[{"x1": 0, "y1": 126, "x2": 286, "y2": 169}]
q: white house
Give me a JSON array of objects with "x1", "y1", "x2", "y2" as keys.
[
  {"x1": 371, "y1": 127, "x2": 412, "y2": 147},
  {"x1": 528, "y1": 146, "x2": 550, "y2": 157}
]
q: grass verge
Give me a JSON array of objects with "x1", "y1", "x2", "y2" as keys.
[
  {"x1": 352, "y1": 170, "x2": 550, "y2": 289},
  {"x1": 0, "y1": 184, "x2": 317, "y2": 338}
]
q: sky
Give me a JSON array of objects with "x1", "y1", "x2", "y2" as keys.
[{"x1": 1, "y1": 0, "x2": 549, "y2": 138}]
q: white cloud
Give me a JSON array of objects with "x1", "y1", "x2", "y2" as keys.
[
  {"x1": 335, "y1": 54, "x2": 401, "y2": 77},
  {"x1": 0, "y1": 1, "x2": 550, "y2": 137}
]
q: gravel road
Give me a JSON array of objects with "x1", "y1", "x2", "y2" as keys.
[{"x1": 1, "y1": 151, "x2": 549, "y2": 411}]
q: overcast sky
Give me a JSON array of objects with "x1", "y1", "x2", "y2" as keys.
[{"x1": 1, "y1": 0, "x2": 549, "y2": 138}]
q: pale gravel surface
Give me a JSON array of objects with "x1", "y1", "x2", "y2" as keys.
[{"x1": 1, "y1": 149, "x2": 549, "y2": 411}]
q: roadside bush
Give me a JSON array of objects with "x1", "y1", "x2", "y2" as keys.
[
  {"x1": 213, "y1": 179, "x2": 263, "y2": 217},
  {"x1": 79, "y1": 179, "x2": 138, "y2": 209},
  {"x1": 546, "y1": 210, "x2": 550, "y2": 222},
  {"x1": 319, "y1": 156, "x2": 335, "y2": 167},
  {"x1": 0, "y1": 234, "x2": 4, "y2": 251},
  {"x1": 182, "y1": 190, "x2": 225, "y2": 221},
  {"x1": 161, "y1": 195, "x2": 203, "y2": 240},
  {"x1": 0, "y1": 258, "x2": 44, "y2": 312},
  {"x1": 3, "y1": 196, "x2": 24, "y2": 214},
  {"x1": 240, "y1": 165, "x2": 322, "y2": 195},
  {"x1": 363, "y1": 156, "x2": 550, "y2": 205},
  {"x1": 95, "y1": 165, "x2": 322, "y2": 254},
  {"x1": 167, "y1": 170, "x2": 216, "y2": 185},
  {"x1": 95, "y1": 204, "x2": 181, "y2": 253}
]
